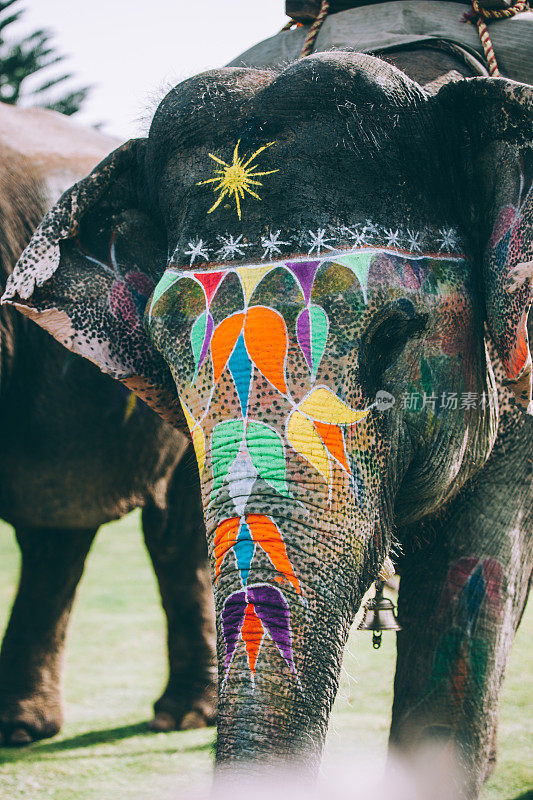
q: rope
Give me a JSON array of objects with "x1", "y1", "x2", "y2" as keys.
[
  {"x1": 466, "y1": 0, "x2": 529, "y2": 77},
  {"x1": 280, "y1": 18, "x2": 298, "y2": 32},
  {"x1": 299, "y1": 0, "x2": 330, "y2": 58}
]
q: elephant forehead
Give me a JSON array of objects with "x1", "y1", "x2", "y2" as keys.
[
  {"x1": 153, "y1": 56, "x2": 442, "y2": 262},
  {"x1": 146, "y1": 240, "x2": 474, "y2": 428}
]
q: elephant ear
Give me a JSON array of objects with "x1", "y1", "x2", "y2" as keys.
[
  {"x1": 435, "y1": 78, "x2": 533, "y2": 414},
  {"x1": 1, "y1": 138, "x2": 185, "y2": 430}
]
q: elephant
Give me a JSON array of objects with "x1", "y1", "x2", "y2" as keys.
[
  {"x1": 0, "y1": 102, "x2": 216, "y2": 745},
  {"x1": 2, "y1": 49, "x2": 531, "y2": 798}
]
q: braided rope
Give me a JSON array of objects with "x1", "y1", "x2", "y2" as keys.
[
  {"x1": 299, "y1": 0, "x2": 330, "y2": 58},
  {"x1": 469, "y1": 0, "x2": 529, "y2": 76},
  {"x1": 280, "y1": 18, "x2": 298, "y2": 32}
]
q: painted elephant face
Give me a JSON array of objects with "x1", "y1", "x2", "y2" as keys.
[
  {"x1": 3, "y1": 53, "x2": 531, "y2": 765},
  {"x1": 147, "y1": 221, "x2": 489, "y2": 505}
]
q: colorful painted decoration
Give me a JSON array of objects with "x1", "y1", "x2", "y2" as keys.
[
  {"x1": 486, "y1": 177, "x2": 532, "y2": 383},
  {"x1": 237, "y1": 264, "x2": 272, "y2": 304},
  {"x1": 286, "y1": 387, "x2": 369, "y2": 492},
  {"x1": 222, "y1": 584, "x2": 297, "y2": 687},
  {"x1": 79, "y1": 231, "x2": 154, "y2": 331},
  {"x1": 196, "y1": 140, "x2": 279, "y2": 220},
  {"x1": 148, "y1": 238, "x2": 469, "y2": 689},
  {"x1": 210, "y1": 419, "x2": 290, "y2": 501},
  {"x1": 210, "y1": 307, "x2": 288, "y2": 395},
  {"x1": 153, "y1": 245, "x2": 467, "y2": 323},
  {"x1": 429, "y1": 558, "x2": 505, "y2": 709},
  {"x1": 213, "y1": 517, "x2": 240, "y2": 581},
  {"x1": 331, "y1": 251, "x2": 374, "y2": 304},
  {"x1": 296, "y1": 304, "x2": 328, "y2": 379},
  {"x1": 243, "y1": 307, "x2": 288, "y2": 394},
  {"x1": 285, "y1": 260, "x2": 321, "y2": 303},
  {"x1": 190, "y1": 310, "x2": 214, "y2": 379},
  {"x1": 228, "y1": 333, "x2": 252, "y2": 416},
  {"x1": 194, "y1": 270, "x2": 226, "y2": 303},
  {"x1": 211, "y1": 313, "x2": 246, "y2": 382},
  {"x1": 149, "y1": 270, "x2": 182, "y2": 317},
  {"x1": 211, "y1": 420, "x2": 245, "y2": 496},
  {"x1": 299, "y1": 386, "x2": 370, "y2": 425},
  {"x1": 174, "y1": 224, "x2": 463, "y2": 271},
  {"x1": 436, "y1": 557, "x2": 505, "y2": 630},
  {"x1": 287, "y1": 411, "x2": 332, "y2": 485},
  {"x1": 246, "y1": 421, "x2": 290, "y2": 498},
  {"x1": 214, "y1": 514, "x2": 301, "y2": 593},
  {"x1": 181, "y1": 402, "x2": 207, "y2": 477}
]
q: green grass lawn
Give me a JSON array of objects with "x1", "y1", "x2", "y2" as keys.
[{"x1": 0, "y1": 513, "x2": 531, "y2": 799}]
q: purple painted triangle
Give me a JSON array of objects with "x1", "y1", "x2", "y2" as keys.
[
  {"x1": 221, "y1": 589, "x2": 246, "y2": 675},
  {"x1": 286, "y1": 261, "x2": 321, "y2": 305},
  {"x1": 248, "y1": 584, "x2": 297, "y2": 676},
  {"x1": 296, "y1": 307, "x2": 312, "y2": 372},
  {"x1": 199, "y1": 312, "x2": 214, "y2": 369}
]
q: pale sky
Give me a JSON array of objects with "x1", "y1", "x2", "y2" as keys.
[{"x1": 13, "y1": 1, "x2": 286, "y2": 139}]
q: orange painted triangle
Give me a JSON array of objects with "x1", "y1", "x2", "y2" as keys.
[
  {"x1": 314, "y1": 421, "x2": 350, "y2": 472},
  {"x1": 211, "y1": 312, "x2": 245, "y2": 382},
  {"x1": 246, "y1": 514, "x2": 301, "y2": 594},
  {"x1": 194, "y1": 271, "x2": 225, "y2": 304},
  {"x1": 241, "y1": 602, "x2": 264, "y2": 676},
  {"x1": 213, "y1": 516, "x2": 240, "y2": 581}
]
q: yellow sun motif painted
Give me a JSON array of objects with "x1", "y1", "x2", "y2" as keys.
[{"x1": 197, "y1": 140, "x2": 278, "y2": 220}]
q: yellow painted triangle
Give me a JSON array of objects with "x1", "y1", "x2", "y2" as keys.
[{"x1": 237, "y1": 265, "x2": 272, "y2": 305}]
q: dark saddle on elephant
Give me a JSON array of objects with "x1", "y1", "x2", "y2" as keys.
[
  {"x1": 286, "y1": 0, "x2": 524, "y2": 22},
  {"x1": 228, "y1": 1, "x2": 532, "y2": 85}
]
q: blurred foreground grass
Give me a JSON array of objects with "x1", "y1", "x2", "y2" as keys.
[{"x1": 0, "y1": 513, "x2": 530, "y2": 799}]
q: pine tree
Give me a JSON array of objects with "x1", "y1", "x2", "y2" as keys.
[{"x1": 0, "y1": 0, "x2": 89, "y2": 115}]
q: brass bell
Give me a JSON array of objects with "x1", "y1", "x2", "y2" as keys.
[{"x1": 357, "y1": 580, "x2": 402, "y2": 649}]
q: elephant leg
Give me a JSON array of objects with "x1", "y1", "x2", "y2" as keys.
[
  {"x1": 0, "y1": 526, "x2": 97, "y2": 746},
  {"x1": 390, "y1": 422, "x2": 533, "y2": 799},
  {"x1": 142, "y1": 447, "x2": 217, "y2": 732}
]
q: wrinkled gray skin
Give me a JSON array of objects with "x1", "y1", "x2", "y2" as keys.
[
  {"x1": 2, "y1": 48, "x2": 532, "y2": 799},
  {"x1": 0, "y1": 146, "x2": 216, "y2": 745}
]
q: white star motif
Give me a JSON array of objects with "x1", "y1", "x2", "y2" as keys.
[
  {"x1": 184, "y1": 239, "x2": 210, "y2": 266},
  {"x1": 339, "y1": 225, "x2": 355, "y2": 238},
  {"x1": 437, "y1": 227, "x2": 457, "y2": 252},
  {"x1": 261, "y1": 230, "x2": 290, "y2": 260},
  {"x1": 406, "y1": 229, "x2": 422, "y2": 253},
  {"x1": 216, "y1": 234, "x2": 251, "y2": 261},
  {"x1": 340, "y1": 225, "x2": 367, "y2": 248},
  {"x1": 363, "y1": 220, "x2": 380, "y2": 238},
  {"x1": 307, "y1": 228, "x2": 335, "y2": 256},
  {"x1": 384, "y1": 228, "x2": 401, "y2": 248}
]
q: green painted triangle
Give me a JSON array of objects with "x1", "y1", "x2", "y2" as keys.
[
  {"x1": 331, "y1": 252, "x2": 374, "y2": 304},
  {"x1": 191, "y1": 311, "x2": 207, "y2": 376},
  {"x1": 148, "y1": 271, "x2": 183, "y2": 321}
]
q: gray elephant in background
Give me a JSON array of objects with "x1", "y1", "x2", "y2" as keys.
[{"x1": 0, "y1": 102, "x2": 216, "y2": 746}]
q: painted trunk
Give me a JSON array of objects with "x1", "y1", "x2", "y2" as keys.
[{"x1": 148, "y1": 255, "x2": 391, "y2": 765}]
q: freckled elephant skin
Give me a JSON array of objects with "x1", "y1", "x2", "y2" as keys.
[
  {"x1": 0, "y1": 113, "x2": 217, "y2": 746},
  {"x1": 2, "y1": 50, "x2": 531, "y2": 797}
]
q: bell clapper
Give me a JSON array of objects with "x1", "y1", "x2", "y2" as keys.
[{"x1": 357, "y1": 578, "x2": 402, "y2": 649}]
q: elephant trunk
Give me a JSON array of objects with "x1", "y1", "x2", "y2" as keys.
[{"x1": 205, "y1": 477, "x2": 378, "y2": 770}]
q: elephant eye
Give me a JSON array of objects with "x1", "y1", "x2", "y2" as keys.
[{"x1": 359, "y1": 300, "x2": 428, "y2": 391}]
